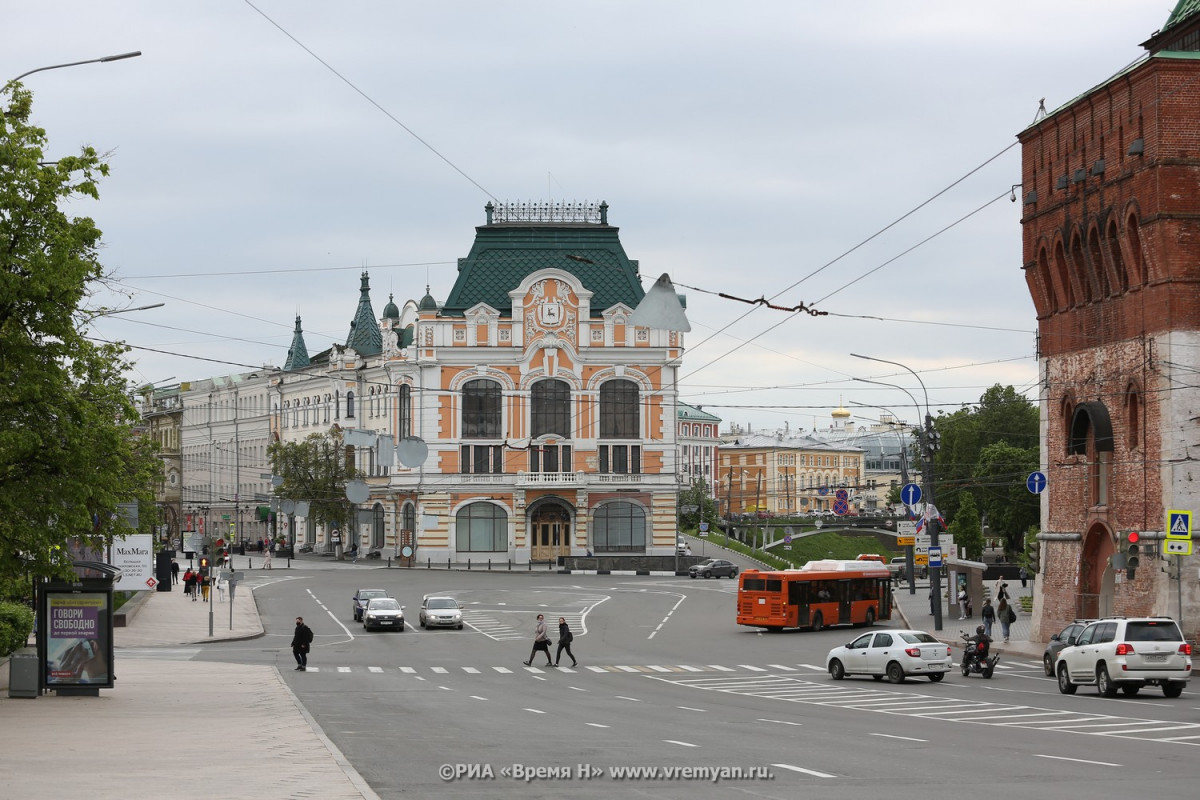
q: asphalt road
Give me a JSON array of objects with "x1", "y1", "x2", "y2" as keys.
[{"x1": 170, "y1": 564, "x2": 1199, "y2": 799}]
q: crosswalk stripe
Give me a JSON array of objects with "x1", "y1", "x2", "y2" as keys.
[
  {"x1": 646, "y1": 665, "x2": 673, "y2": 672},
  {"x1": 431, "y1": 667, "x2": 448, "y2": 674},
  {"x1": 494, "y1": 667, "x2": 513, "y2": 673},
  {"x1": 708, "y1": 665, "x2": 734, "y2": 672},
  {"x1": 399, "y1": 667, "x2": 416, "y2": 673},
  {"x1": 337, "y1": 666, "x2": 351, "y2": 673},
  {"x1": 767, "y1": 664, "x2": 796, "y2": 671},
  {"x1": 463, "y1": 667, "x2": 480, "y2": 673},
  {"x1": 368, "y1": 666, "x2": 383, "y2": 673}
]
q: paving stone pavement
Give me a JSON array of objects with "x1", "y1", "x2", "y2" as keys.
[{"x1": 0, "y1": 582, "x2": 379, "y2": 800}]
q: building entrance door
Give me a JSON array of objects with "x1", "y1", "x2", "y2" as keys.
[{"x1": 530, "y1": 504, "x2": 571, "y2": 562}]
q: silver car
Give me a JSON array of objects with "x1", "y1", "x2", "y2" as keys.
[
  {"x1": 362, "y1": 598, "x2": 405, "y2": 632},
  {"x1": 826, "y1": 629, "x2": 953, "y2": 683},
  {"x1": 419, "y1": 595, "x2": 464, "y2": 629}
]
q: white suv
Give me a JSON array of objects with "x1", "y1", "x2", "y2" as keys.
[{"x1": 1055, "y1": 617, "x2": 1192, "y2": 698}]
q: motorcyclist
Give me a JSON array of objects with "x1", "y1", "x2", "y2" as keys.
[{"x1": 966, "y1": 625, "x2": 992, "y2": 666}]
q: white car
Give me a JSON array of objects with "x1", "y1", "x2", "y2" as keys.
[
  {"x1": 1055, "y1": 617, "x2": 1192, "y2": 697},
  {"x1": 362, "y1": 598, "x2": 405, "y2": 632},
  {"x1": 419, "y1": 595, "x2": 465, "y2": 629},
  {"x1": 826, "y1": 629, "x2": 953, "y2": 683}
]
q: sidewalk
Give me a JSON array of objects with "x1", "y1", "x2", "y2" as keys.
[
  {"x1": 892, "y1": 578, "x2": 1043, "y2": 661},
  {"x1": 0, "y1": 580, "x2": 380, "y2": 800}
]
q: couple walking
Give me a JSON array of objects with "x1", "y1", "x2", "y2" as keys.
[{"x1": 523, "y1": 613, "x2": 577, "y2": 668}]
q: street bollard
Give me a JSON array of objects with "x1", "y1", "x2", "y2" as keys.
[
  {"x1": 467, "y1": 559, "x2": 472, "y2": 571},
  {"x1": 487, "y1": 559, "x2": 492, "y2": 571}
]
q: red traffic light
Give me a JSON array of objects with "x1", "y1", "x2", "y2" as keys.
[{"x1": 1128, "y1": 531, "x2": 1140, "y2": 544}]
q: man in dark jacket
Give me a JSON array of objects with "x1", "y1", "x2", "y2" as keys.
[{"x1": 291, "y1": 617, "x2": 314, "y2": 671}]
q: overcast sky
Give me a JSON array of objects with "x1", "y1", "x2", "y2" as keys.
[{"x1": 5, "y1": 2, "x2": 1165, "y2": 433}]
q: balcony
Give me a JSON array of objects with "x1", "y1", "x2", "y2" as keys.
[{"x1": 514, "y1": 471, "x2": 585, "y2": 487}]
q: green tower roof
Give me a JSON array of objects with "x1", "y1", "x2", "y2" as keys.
[
  {"x1": 282, "y1": 315, "x2": 310, "y2": 371},
  {"x1": 345, "y1": 272, "x2": 382, "y2": 356},
  {"x1": 440, "y1": 201, "x2": 645, "y2": 318}
]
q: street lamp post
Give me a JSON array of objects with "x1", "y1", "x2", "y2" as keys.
[
  {"x1": 851, "y1": 353, "x2": 943, "y2": 631},
  {"x1": 6, "y1": 51, "x2": 142, "y2": 88}
]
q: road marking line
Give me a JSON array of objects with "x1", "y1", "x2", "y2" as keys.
[
  {"x1": 469, "y1": 695, "x2": 487, "y2": 700},
  {"x1": 664, "y1": 740, "x2": 698, "y2": 747},
  {"x1": 772, "y1": 763, "x2": 836, "y2": 778},
  {"x1": 768, "y1": 664, "x2": 796, "y2": 671},
  {"x1": 646, "y1": 665, "x2": 672, "y2": 672},
  {"x1": 614, "y1": 696, "x2": 642, "y2": 702},
  {"x1": 586, "y1": 666, "x2": 607, "y2": 672},
  {"x1": 431, "y1": 667, "x2": 448, "y2": 673},
  {"x1": 739, "y1": 665, "x2": 766, "y2": 672},
  {"x1": 337, "y1": 667, "x2": 351, "y2": 673},
  {"x1": 870, "y1": 733, "x2": 927, "y2": 742},
  {"x1": 677, "y1": 706, "x2": 706, "y2": 712},
  {"x1": 398, "y1": 667, "x2": 416, "y2": 673},
  {"x1": 524, "y1": 708, "x2": 546, "y2": 714},
  {"x1": 678, "y1": 665, "x2": 703, "y2": 672},
  {"x1": 615, "y1": 665, "x2": 640, "y2": 672},
  {"x1": 463, "y1": 667, "x2": 480, "y2": 673},
  {"x1": 493, "y1": 667, "x2": 513, "y2": 673},
  {"x1": 367, "y1": 666, "x2": 383, "y2": 673},
  {"x1": 708, "y1": 665, "x2": 734, "y2": 671},
  {"x1": 1033, "y1": 754, "x2": 1120, "y2": 767},
  {"x1": 586, "y1": 723, "x2": 610, "y2": 728}
]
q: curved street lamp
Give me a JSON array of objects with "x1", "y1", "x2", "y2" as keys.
[
  {"x1": 6, "y1": 51, "x2": 142, "y2": 88},
  {"x1": 851, "y1": 353, "x2": 944, "y2": 631}
]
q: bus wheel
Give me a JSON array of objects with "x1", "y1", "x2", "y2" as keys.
[
  {"x1": 865, "y1": 608, "x2": 876, "y2": 627},
  {"x1": 811, "y1": 612, "x2": 824, "y2": 632},
  {"x1": 829, "y1": 659, "x2": 846, "y2": 680}
]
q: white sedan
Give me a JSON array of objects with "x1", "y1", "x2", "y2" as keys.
[{"x1": 826, "y1": 629, "x2": 953, "y2": 683}]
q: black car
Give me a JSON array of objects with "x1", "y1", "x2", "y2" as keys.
[
  {"x1": 689, "y1": 559, "x2": 738, "y2": 579},
  {"x1": 352, "y1": 588, "x2": 389, "y2": 622},
  {"x1": 1043, "y1": 619, "x2": 1095, "y2": 676}
]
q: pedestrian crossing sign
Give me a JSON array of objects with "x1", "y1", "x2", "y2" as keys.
[{"x1": 1166, "y1": 510, "x2": 1191, "y2": 540}]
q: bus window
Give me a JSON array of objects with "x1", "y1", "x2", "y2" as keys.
[
  {"x1": 742, "y1": 578, "x2": 765, "y2": 591},
  {"x1": 765, "y1": 579, "x2": 781, "y2": 592}
]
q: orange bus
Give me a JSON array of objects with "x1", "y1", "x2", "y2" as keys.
[{"x1": 736, "y1": 559, "x2": 893, "y2": 631}]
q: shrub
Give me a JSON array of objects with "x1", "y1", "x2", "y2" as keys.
[{"x1": 0, "y1": 601, "x2": 35, "y2": 657}]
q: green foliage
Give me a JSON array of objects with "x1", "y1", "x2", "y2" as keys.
[
  {"x1": 700, "y1": 527, "x2": 895, "y2": 570},
  {"x1": 0, "y1": 84, "x2": 159, "y2": 584},
  {"x1": 678, "y1": 480, "x2": 720, "y2": 530},
  {"x1": 0, "y1": 601, "x2": 34, "y2": 657},
  {"x1": 269, "y1": 429, "x2": 363, "y2": 530},
  {"x1": 948, "y1": 491, "x2": 983, "y2": 561},
  {"x1": 929, "y1": 385, "x2": 1038, "y2": 556}
]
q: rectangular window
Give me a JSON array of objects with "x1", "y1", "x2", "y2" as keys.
[
  {"x1": 461, "y1": 445, "x2": 503, "y2": 474},
  {"x1": 599, "y1": 445, "x2": 640, "y2": 474}
]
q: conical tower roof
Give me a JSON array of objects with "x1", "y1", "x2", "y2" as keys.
[
  {"x1": 345, "y1": 271, "x2": 382, "y2": 355},
  {"x1": 283, "y1": 314, "x2": 310, "y2": 371}
]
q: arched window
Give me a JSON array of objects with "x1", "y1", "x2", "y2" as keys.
[
  {"x1": 398, "y1": 384, "x2": 412, "y2": 439},
  {"x1": 1107, "y1": 219, "x2": 1129, "y2": 291},
  {"x1": 1054, "y1": 240, "x2": 1075, "y2": 308},
  {"x1": 1127, "y1": 212, "x2": 1145, "y2": 284},
  {"x1": 334, "y1": 390, "x2": 341, "y2": 420},
  {"x1": 592, "y1": 501, "x2": 646, "y2": 552},
  {"x1": 1126, "y1": 385, "x2": 1141, "y2": 450},
  {"x1": 402, "y1": 502, "x2": 416, "y2": 533},
  {"x1": 600, "y1": 379, "x2": 639, "y2": 438},
  {"x1": 372, "y1": 503, "x2": 385, "y2": 549},
  {"x1": 1088, "y1": 226, "x2": 1110, "y2": 298},
  {"x1": 531, "y1": 379, "x2": 571, "y2": 438},
  {"x1": 302, "y1": 397, "x2": 310, "y2": 426},
  {"x1": 324, "y1": 394, "x2": 331, "y2": 424},
  {"x1": 462, "y1": 379, "x2": 502, "y2": 438},
  {"x1": 455, "y1": 502, "x2": 507, "y2": 552},
  {"x1": 282, "y1": 401, "x2": 290, "y2": 429},
  {"x1": 346, "y1": 391, "x2": 356, "y2": 419}
]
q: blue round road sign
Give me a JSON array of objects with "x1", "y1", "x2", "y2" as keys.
[
  {"x1": 1026, "y1": 471, "x2": 1047, "y2": 494},
  {"x1": 901, "y1": 483, "x2": 922, "y2": 505}
]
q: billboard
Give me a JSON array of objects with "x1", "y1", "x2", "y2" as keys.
[
  {"x1": 109, "y1": 533, "x2": 154, "y2": 591},
  {"x1": 45, "y1": 593, "x2": 112, "y2": 687}
]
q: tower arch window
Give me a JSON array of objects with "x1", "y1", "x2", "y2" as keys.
[
  {"x1": 1087, "y1": 226, "x2": 1111, "y2": 298},
  {"x1": 1125, "y1": 385, "x2": 1142, "y2": 450},
  {"x1": 1106, "y1": 219, "x2": 1129, "y2": 291},
  {"x1": 346, "y1": 391, "x2": 355, "y2": 419},
  {"x1": 1127, "y1": 213, "x2": 1145, "y2": 284},
  {"x1": 462, "y1": 379, "x2": 502, "y2": 438},
  {"x1": 531, "y1": 379, "x2": 571, "y2": 438},
  {"x1": 398, "y1": 384, "x2": 412, "y2": 439}
]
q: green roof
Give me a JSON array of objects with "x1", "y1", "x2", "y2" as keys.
[
  {"x1": 1164, "y1": 0, "x2": 1200, "y2": 31},
  {"x1": 440, "y1": 202, "x2": 644, "y2": 318},
  {"x1": 677, "y1": 402, "x2": 722, "y2": 423}
]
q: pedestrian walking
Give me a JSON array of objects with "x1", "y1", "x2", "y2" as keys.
[
  {"x1": 523, "y1": 614, "x2": 554, "y2": 666},
  {"x1": 957, "y1": 586, "x2": 969, "y2": 620},
  {"x1": 1019, "y1": 567, "x2": 1028, "y2": 588},
  {"x1": 200, "y1": 572, "x2": 211, "y2": 603},
  {"x1": 997, "y1": 598, "x2": 1013, "y2": 643},
  {"x1": 554, "y1": 617, "x2": 578, "y2": 668},
  {"x1": 981, "y1": 598, "x2": 995, "y2": 638},
  {"x1": 183, "y1": 569, "x2": 196, "y2": 601},
  {"x1": 291, "y1": 616, "x2": 314, "y2": 671},
  {"x1": 171, "y1": 559, "x2": 180, "y2": 585},
  {"x1": 262, "y1": 547, "x2": 273, "y2": 570},
  {"x1": 214, "y1": 574, "x2": 226, "y2": 602},
  {"x1": 996, "y1": 582, "x2": 1010, "y2": 604}
]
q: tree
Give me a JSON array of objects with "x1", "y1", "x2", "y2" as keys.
[
  {"x1": 947, "y1": 491, "x2": 983, "y2": 561},
  {"x1": 268, "y1": 429, "x2": 362, "y2": 534},
  {"x1": 0, "y1": 85, "x2": 159, "y2": 586},
  {"x1": 929, "y1": 385, "x2": 1038, "y2": 554},
  {"x1": 975, "y1": 441, "x2": 1039, "y2": 554},
  {"x1": 678, "y1": 479, "x2": 719, "y2": 530}
]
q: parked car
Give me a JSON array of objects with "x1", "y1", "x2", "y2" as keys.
[
  {"x1": 826, "y1": 629, "x2": 953, "y2": 683},
  {"x1": 419, "y1": 595, "x2": 465, "y2": 629},
  {"x1": 888, "y1": 557, "x2": 907, "y2": 579},
  {"x1": 1043, "y1": 619, "x2": 1095, "y2": 676},
  {"x1": 1055, "y1": 617, "x2": 1192, "y2": 697},
  {"x1": 677, "y1": 539, "x2": 689, "y2": 555},
  {"x1": 352, "y1": 588, "x2": 389, "y2": 622},
  {"x1": 362, "y1": 598, "x2": 405, "y2": 631},
  {"x1": 688, "y1": 559, "x2": 738, "y2": 579}
]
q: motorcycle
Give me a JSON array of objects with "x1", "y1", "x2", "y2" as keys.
[{"x1": 959, "y1": 631, "x2": 999, "y2": 678}]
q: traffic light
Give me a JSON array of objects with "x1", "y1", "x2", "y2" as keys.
[
  {"x1": 1123, "y1": 531, "x2": 1141, "y2": 579},
  {"x1": 199, "y1": 556, "x2": 210, "y2": 575}
]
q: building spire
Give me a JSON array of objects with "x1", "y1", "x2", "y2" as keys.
[
  {"x1": 283, "y1": 314, "x2": 310, "y2": 371},
  {"x1": 345, "y1": 271, "x2": 382, "y2": 355}
]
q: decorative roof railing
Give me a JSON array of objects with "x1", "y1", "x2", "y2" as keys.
[{"x1": 485, "y1": 200, "x2": 608, "y2": 225}]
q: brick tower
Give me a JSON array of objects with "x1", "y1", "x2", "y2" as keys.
[{"x1": 1018, "y1": 2, "x2": 1200, "y2": 641}]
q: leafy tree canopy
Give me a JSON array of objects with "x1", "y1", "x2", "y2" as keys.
[
  {"x1": 0, "y1": 85, "x2": 159, "y2": 585},
  {"x1": 269, "y1": 429, "x2": 363, "y2": 531}
]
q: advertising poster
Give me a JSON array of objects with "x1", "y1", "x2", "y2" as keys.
[
  {"x1": 46, "y1": 593, "x2": 111, "y2": 686},
  {"x1": 110, "y1": 533, "x2": 154, "y2": 591}
]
